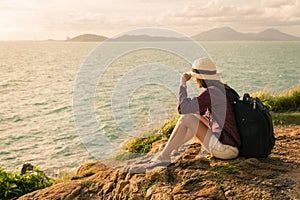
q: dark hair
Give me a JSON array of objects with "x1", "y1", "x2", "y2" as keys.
[{"x1": 201, "y1": 79, "x2": 231, "y2": 90}]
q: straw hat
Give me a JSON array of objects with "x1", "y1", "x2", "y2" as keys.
[{"x1": 189, "y1": 57, "x2": 221, "y2": 80}]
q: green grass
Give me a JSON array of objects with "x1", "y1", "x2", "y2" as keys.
[
  {"x1": 71, "y1": 170, "x2": 96, "y2": 180},
  {"x1": 253, "y1": 87, "x2": 300, "y2": 125},
  {"x1": 55, "y1": 171, "x2": 76, "y2": 183},
  {"x1": 271, "y1": 112, "x2": 300, "y2": 125},
  {"x1": 110, "y1": 115, "x2": 179, "y2": 160},
  {"x1": 0, "y1": 167, "x2": 54, "y2": 200},
  {"x1": 121, "y1": 115, "x2": 179, "y2": 154},
  {"x1": 209, "y1": 163, "x2": 242, "y2": 189},
  {"x1": 253, "y1": 86, "x2": 300, "y2": 112},
  {"x1": 210, "y1": 163, "x2": 241, "y2": 174},
  {"x1": 69, "y1": 161, "x2": 107, "y2": 180},
  {"x1": 78, "y1": 180, "x2": 95, "y2": 189},
  {"x1": 142, "y1": 180, "x2": 157, "y2": 192}
]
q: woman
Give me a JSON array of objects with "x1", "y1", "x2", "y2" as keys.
[{"x1": 147, "y1": 57, "x2": 241, "y2": 168}]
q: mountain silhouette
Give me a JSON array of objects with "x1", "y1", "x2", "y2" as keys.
[
  {"x1": 66, "y1": 34, "x2": 107, "y2": 42},
  {"x1": 67, "y1": 28, "x2": 300, "y2": 42},
  {"x1": 192, "y1": 27, "x2": 300, "y2": 41},
  {"x1": 110, "y1": 34, "x2": 186, "y2": 41}
]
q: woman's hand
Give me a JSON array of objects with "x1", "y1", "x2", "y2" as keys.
[{"x1": 181, "y1": 73, "x2": 192, "y2": 85}]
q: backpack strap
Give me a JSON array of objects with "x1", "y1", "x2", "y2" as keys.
[
  {"x1": 224, "y1": 87, "x2": 241, "y2": 147},
  {"x1": 225, "y1": 88, "x2": 240, "y2": 102},
  {"x1": 211, "y1": 86, "x2": 241, "y2": 147}
]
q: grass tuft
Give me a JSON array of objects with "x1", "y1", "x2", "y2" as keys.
[
  {"x1": 271, "y1": 112, "x2": 300, "y2": 125},
  {"x1": 78, "y1": 180, "x2": 95, "y2": 189},
  {"x1": 121, "y1": 115, "x2": 179, "y2": 154},
  {"x1": 71, "y1": 170, "x2": 96, "y2": 180},
  {"x1": 142, "y1": 180, "x2": 157, "y2": 192},
  {"x1": 252, "y1": 86, "x2": 300, "y2": 112},
  {"x1": 210, "y1": 163, "x2": 241, "y2": 174}
]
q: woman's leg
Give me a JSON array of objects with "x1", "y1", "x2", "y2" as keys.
[
  {"x1": 158, "y1": 114, "x2": 211, "y2": 161},
  {"x1": 170, "y1": 114, "x2": 209, "y2": 155}
]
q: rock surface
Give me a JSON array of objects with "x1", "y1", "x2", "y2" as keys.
[{"x1": 19, "y1": 125, "x2": 300, "y2": 200}]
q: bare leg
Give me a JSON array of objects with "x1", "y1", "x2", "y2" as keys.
[
  {"x1": 158, "y1": 114, "x2": 211, "y2": 161},
  {"x1": 169, "y1": 114, "x2": 209, "y2": 154}
]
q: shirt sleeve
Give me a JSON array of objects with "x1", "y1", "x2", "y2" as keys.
[{"x1": 177, "y1": 85, "x2": 211, "y2": 115}]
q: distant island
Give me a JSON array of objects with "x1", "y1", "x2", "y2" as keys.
[
  {"x1": 66, "y1": 27, "x2": 300, "y2": 42},
  {"x1": 66, "y1": 34, "x2": 107, "y2": 42},
  {"x1": 192, "y1": 27, "x2": 300, "y2": 41},
  {"x1": 110, "y1": 34, "x2": 186, "y2": 41},
  {"x1": 65, "y1": 33, "x2": 185, "y2": 42}
]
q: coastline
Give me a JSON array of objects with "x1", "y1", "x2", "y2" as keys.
[
  {"x1": 18, "y1": 124, "x2": 300, "y2": 199},
  {"x1": 2, "y1": 87, "x2": 300, "y2": 199}
]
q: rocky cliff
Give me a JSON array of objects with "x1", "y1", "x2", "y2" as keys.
[{"x1": 19, "y1": 125, "x2": 300, "y2": 200}]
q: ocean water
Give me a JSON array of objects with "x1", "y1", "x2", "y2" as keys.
[{"x1": 0, "y1": 41, "x2": 299, "y2": 175}]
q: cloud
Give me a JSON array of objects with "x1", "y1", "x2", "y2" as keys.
[
  {"x1": 56, "y1": 0, "x2": 300, "y2": 37},
  {"x1": 44, "y1": 0, "x2": 300, "y2": 37},
  {"x1": 261, "y1": 0, "x2": 297, "y2": 8},
  {"x1": 1, "y1": 0, "x2": 300, "y2": 40},
  {"x1": 153, "y1": 0, "x2": 300, "y2": 34},
  {"x1": 175, "y1": 2, "x2": 264, "y2": 18}
]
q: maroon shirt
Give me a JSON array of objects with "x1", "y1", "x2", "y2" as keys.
[{"x1": 178, "y1": 85, "x2": 241, "y2": 147}]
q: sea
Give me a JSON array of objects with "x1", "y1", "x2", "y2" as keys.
[{"x1": 0, "y1": 41, "x2": 299, "y2": 175}]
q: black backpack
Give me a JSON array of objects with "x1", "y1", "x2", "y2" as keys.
[{"x1": 224, "y1": 89, "x2": 276, "y2": 158}]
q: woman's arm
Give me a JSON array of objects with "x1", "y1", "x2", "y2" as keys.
[{"x1": 177, "y1": 85, "x2": 210, "y2": 115}]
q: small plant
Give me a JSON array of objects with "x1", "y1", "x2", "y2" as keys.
[
  {"x1": 212, "y1": 173, "x2": 225, "y2": 184},
  {"x1": 0, "y1": 167, "x2": 54, "y2": 200},
  {"x1": 271, "y1": 112, "x2": 300, "y2": 125},
  {"x1": 181, "y1": 177, "x2": 187, "y2": 183},
  {"x1": 210, "y1": 163, "x2": 241, "y2": 174},
  {"x1": 121, "y1": 115, "x2": 179, "y2": 154},
  {"x1": 79, "y1": 180, "x2": 95, "y2": 189},
  {"x1": 84, "y1": 162, "x2": 97, "y2": 169},
  {"x1": 253, "y1": 86, "x2": 300, "y2": 112},
  {"x1": 55, "y1": 172, "x2": 76, "y2": 183},
  {"x1": 71, "y1": 170, "x2": 96, "y2": 180},
  {"x1": 142, "y1": 180, "x2": 157, "y2": 192},
  {"x1": 209, "y1": 163, "x2": 241, "y2": 189}
]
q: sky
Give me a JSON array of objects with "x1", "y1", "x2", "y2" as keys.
[{"x1": 1, "y1": 0, "x2": 300, "y2": 40}]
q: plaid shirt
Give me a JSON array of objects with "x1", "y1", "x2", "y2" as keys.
[{"x1": 178, "y1": 85, "x2": 241, "y2": 147}]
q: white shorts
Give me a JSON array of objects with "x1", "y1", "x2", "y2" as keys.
[{"x1": 208, "y1": 134, "x2": 239, "y2": 159}]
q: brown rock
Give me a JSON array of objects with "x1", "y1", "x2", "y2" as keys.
[
  {"x1": 145, "y1": 185, "x2": 172, "y2": 200},
  {"x1": 76, "y1": 161, "x2": 107, "y2": 175},
  {"x1": 146, "y1": 167, "x2": 169, "y2": 182},
  {"x1": 17, "y1": 125, "x2": 300, "y2": 200},
  {"x1": 18, "y1": 182, "x2": 81, "y2": 200}
]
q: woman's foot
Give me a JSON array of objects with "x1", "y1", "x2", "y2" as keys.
[
  {"x1": 171, "y1": 149, "x2": 180, "y2": 156},
  {"x1": 146, "y1": 154, "x2": 171, "y2": 169}
]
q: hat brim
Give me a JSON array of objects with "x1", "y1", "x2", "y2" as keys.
[{"x1": 189, "y1": 71, "x2": 221, "y2": 80}]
